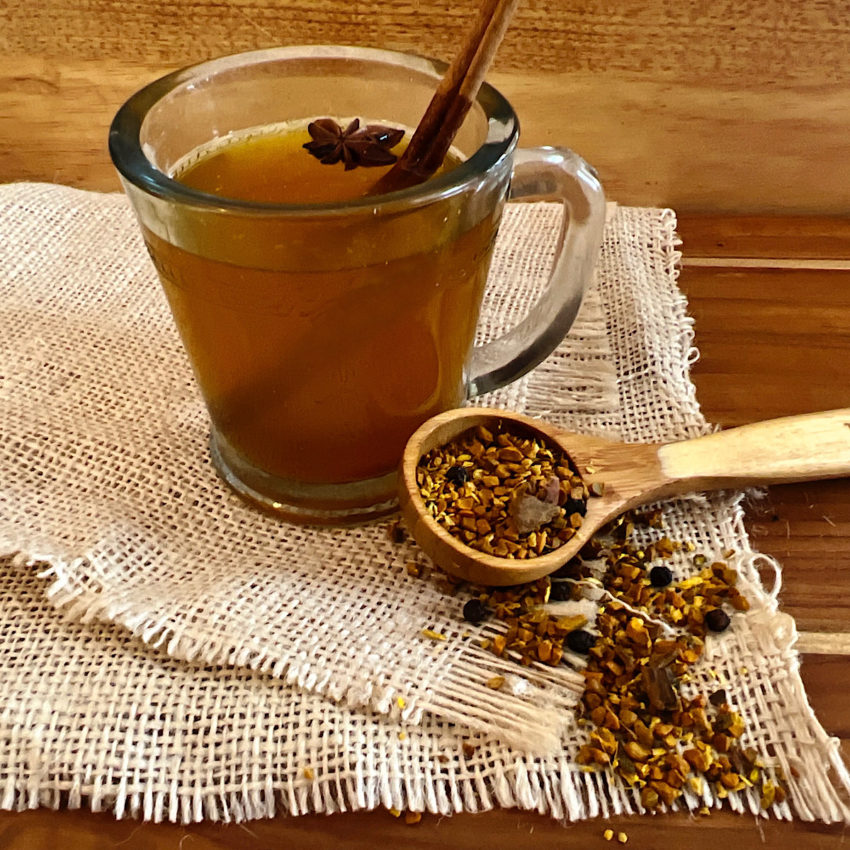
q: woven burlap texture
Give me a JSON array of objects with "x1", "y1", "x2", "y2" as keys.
[{"x1": 1, "y1": 183, "x2": 849, "y2": 823}]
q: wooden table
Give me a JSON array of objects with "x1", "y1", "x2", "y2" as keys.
[{"x1": 3, "y1": 0, "x2": 850, "y2": 844}]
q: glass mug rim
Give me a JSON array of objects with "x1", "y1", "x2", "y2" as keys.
[{"x1": 108, "y1": 44, "x2": 520, "y2": 217}]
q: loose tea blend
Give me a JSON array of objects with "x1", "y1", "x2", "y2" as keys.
[
  {"x1": 434, "y1": 505, "x2": 786, "y2": 814},
  {"x1": 416, "y1": 420, "x2": 599, "y2": 560}
]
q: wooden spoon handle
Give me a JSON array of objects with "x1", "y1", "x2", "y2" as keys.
[{"x1": 657, "y1": 408, "x2": 850, "y2": 495}]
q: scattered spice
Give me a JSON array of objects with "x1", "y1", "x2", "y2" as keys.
[
  {"x1": 603, "y1": 828, "x2": 614, "y2": 841},
  {"x1": 549, "y1": 581, "x2": 572, "y2": 602},
  {"x1": 617, "y1": 832, "x2": 628, "y2": 844},
  {"x1": 303, "y1": 118, "x2": 404, "y2": 169},
  {"x1": 708, "y1": 689, "x2": 728, "y2": 707},
  {"x1": 463, "y1": 578, "x2": 595, "y2": 667},
  {"x1": 386, "y1": 495, "x2": 785, "y2": 816},
  {"x1": 569, "y1": 515, "x2": 784, "y2": 812},
  {"x1": 462, "y1": 598, "x2": 490, "y2": 624},
  {"x1": 648, "y1": 565, "x2": 673, "y2": 587},
  {"x1": 705, "y1": 608, "x2": 731, "y2": 633},
  {"x1": 417, "y1": 420, "x2": 600, "y2": 560},
  {"x1": 566, "y1": 629, "x2": 597, "y2": 655},
  {"x1": 387, "y1": 520, "x2": 407, "y2": 544},
  {"x1": 404, "y1": 811, "x2": 423, "y2": 825}
]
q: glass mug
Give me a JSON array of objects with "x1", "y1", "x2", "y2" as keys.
[{"x1": 109, "y1": 46, "x2": 605, "y2": 523}]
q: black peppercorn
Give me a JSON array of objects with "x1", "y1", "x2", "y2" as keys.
[
  {"x1": 649, "y1": 565, "x2": 674, "y2": 587},
  {"x1": 564, "y1": 497, "x2": 587, "y2": 517},
  {"x1": 705, "y1": 607, "x2": 731, "y2": 632},
  {"x1": 462, "y1": 598, "x2": 489, "y2": 624},
  {"x1": 445, "y1": 465, "x2": 470, "y2": 486},
  {"x1": 549, "y1": 581, "x2": 572, "y2": 602},
  {"x1": 565, "y1": 629, "x2": 596, "y2": 654}
]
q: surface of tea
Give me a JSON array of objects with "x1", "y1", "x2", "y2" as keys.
[
  {"x1": 176, "y1": 118, "x2": 453, "y2": 204},
  {"x1": 146, "y1": 119, "x2": 499, "y2": 494}
]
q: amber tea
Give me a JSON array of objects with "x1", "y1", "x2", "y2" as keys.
[
  {"x1": 112, "y1": 47, "x2": 605, "y2": 522},
  {"x1": 143, "y1": 119, "x2": 499, "y2": 494}
]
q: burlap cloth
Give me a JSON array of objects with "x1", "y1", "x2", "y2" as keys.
[{"x1": 1, "y1": 182, "x2": 848, "y2": 823}]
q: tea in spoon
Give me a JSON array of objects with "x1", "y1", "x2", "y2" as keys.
[{"x1": 398, "y1": 406, "x2": 850, "y2": 586}]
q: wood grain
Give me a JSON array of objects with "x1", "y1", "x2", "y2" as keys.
[
  {"x1": 676, "y1": 255, "x2": 850, "y2": 644},
  {"x1": 3, "y1": 58, "x2": 849, "y2": 213},
  {"x1": 677, "y1": 217, "x2": 850, "y2": 261},
  {"x1": 742, "y1": 480, "x2": 850, "y2": 634},
  {"x1": 2, "y1": 786, "x2": 850, "y2": 849},
  {"x1": 3, "y1": 0, "x2": 850, "y2": 211},
  {"x1": 677, "y1": 267, "x2": 850, "y2": 425},
  {"x1": 658, "y1": 410, "x2": 850, "y2": 488},
  {"x1": 5, "y1": 0, "x2": 850, "y2": 81}
]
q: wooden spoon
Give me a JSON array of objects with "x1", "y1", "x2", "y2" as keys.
[{"x1": 398, "y1": 406, "x2": 850, "y2": 586}]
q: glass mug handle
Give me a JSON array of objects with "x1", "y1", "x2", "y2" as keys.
[{"x1": 465, "y1": 147, "x2": 606, "y2": 397}]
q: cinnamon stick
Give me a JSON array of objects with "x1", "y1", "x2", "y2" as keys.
[{"x1": 370, "y1": 0, "x2": 521, "y2": 195}]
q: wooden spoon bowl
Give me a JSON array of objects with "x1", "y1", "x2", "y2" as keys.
[{"x1": 398, "y1": 406, "x2": 850, "y2": 586}]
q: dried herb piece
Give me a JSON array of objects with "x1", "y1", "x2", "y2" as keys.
[
  {"x1": 708, "y1": 688, "x2": 728, "y2": 707},
  {"x1": 387, "y1": 520, "x2": 407, "y2": 544},
  {"x1": 303, "y1": 118, "x2": 404, "y2": 170},
  {"x1": 641, "y1": 659, "x2": 680, "y2": 712}
]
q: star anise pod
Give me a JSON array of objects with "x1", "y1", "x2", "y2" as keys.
[{"x1": 302, "y1": 118, "x2": 405, "y2": 170}]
